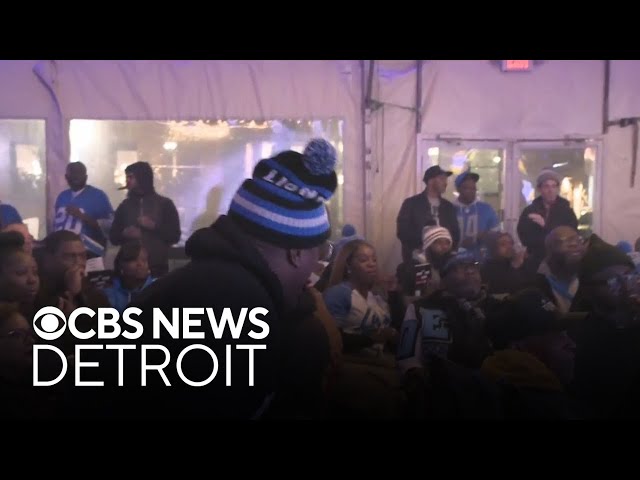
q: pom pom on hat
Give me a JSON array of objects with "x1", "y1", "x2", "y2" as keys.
[
  {"x1": 303, "y1": 138, "x2": 337, "y2": 176},
  {"x1": 228, "y1": 138, "x2": 338, "y2": 249},
  {"x1": 616, "y1": 241, "x2": 633, "y2": 254},
  {"x1": 342, "y1": 224, "x2": 357, "y2": 237}
]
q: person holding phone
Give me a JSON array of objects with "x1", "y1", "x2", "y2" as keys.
[{"x1": 397, "y1": 225, "x2": 453, "y2": 298}]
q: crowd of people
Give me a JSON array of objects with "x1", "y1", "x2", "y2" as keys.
[{"x1": 0, "y1": 139, "x2": 639, "y2": 419}]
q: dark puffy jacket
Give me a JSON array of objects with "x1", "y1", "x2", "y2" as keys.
[{"x1": 86, "y1": 215, "x2": 329, "y2": 420}]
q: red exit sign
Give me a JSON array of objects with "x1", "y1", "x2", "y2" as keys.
[{"x1": 501, "y1": 60, "x2": 533, "y2": 71}]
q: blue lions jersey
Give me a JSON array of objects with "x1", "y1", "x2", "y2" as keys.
[
  {"x1": 455, "y1": 199, "x2": 499, "y2": 259},
  {"x1": 54, "y1": 185, "x2": 113, "y2": 256}
]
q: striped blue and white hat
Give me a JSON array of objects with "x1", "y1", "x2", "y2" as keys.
[{"x1": 228, "y1": 138, "x2": 338, "y2": 249}]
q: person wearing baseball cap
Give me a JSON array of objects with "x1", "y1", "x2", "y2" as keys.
[
  {"x1": 397, "y1": 165, "x2": 460, "y2": 263},
  {"x1": 516, "y1": 167, "x2": 578, "y2": 272},
  {"x1": 397, "y1": 250, "x2": 500, "y2": 375},
  {"x1": 453, "y1": 169, "x2": 499, "y2": 260}
]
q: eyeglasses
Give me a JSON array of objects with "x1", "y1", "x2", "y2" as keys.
[
  {"x1": 556, "y1": 235, "x2": 585, "y2": 246},
  {"x1": 449, "y1": 262, "x2": 480, "y2": 274}
]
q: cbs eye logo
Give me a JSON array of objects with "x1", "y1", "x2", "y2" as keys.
[{"x1": 33, "y1": 306, "x2": 67, "y2": 341}]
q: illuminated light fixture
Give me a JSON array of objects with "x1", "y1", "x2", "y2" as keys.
[
  {"x1": 518, "y1": 159, "x2": 527, "y2": 175},
  {"x1": 584, "y1": 147, "x2": 596, "y2": 162},
  {"x1": 427, "y1": 147, "x2": 439, "y2": 156},
  {"x1": 164, "y1": 120, "x2": 230, "y2": 141},
  {"x1": 228, "y1": 120, "x2": 269, "y2": 130},
  {"x1": 163, "y1": 141, "x2": 178, "y2": 151},
  {"x1": 244, "y1": 143, "x2": 254, "y2": 178},
  {"x1": 553, "y1": 162, "x2": 568, "y2": 168},
  {"x1": 261, "y1": 142, "x2": 274, "y2": 158},
  {"x1": 493, "y1": 156, "x2": 502, "y2": 164},
  {"x1": 69, "y1": 120, "x2": 98, "y2": 162},
  {"x1": 501, "y1": 60, "x2": 533, "y2": 72}
]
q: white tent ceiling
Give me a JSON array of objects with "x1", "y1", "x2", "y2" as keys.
[{"x1": 1, "y1": 60, "x2": 638, "y2": 274}]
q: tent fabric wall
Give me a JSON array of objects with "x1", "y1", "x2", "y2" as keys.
[
  {"x1": 419, "y1": 60, "x2": 604, "y2": 139},
  {"x1": 367, "y1": 63, "x2": 419, "y2": 274},
  {"x1": 32, "y1": 61, "x2": 70, "y2": 233},
  {"x1": 368, "y1": 60, "x2": 622, "y2": 274},
  {"x1": 44, "y1": 60, "x2": 359, "y2": 120},
  {"x1": 602, "y1": 60, "x2": 640, "y2": 246},
  {"x1": 1, "y1": 59, "x2": 639, "y2": 270},
  {"x1": 601, "y1": 125, "x2": 640, "y2": 244},
  {"x1": 26, "y1": 60, "x2": 364, "y2": 235},
  {"x1": 0, "y1": 61, "x2": 50, "y2": 118},
  {"x1": 610, "y1": 60, "x2": 640, "y2": 120}
]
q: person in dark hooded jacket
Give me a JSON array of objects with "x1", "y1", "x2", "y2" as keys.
[
  {"x1": 89, "y1": 139, "x2": 338, "y2": 420},
  {"x1": 517, "y1": 168, "x2": 578, "y2": 272},
  {"x1": 569, "y1": 234, "x2": 640, "y2": 418},
  {"x1": 110, "y1": 161, "x2": 181, "y2": 277}
]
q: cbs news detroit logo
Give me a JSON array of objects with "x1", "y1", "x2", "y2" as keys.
[{"x1": 32, "y1": 305, "x2": 271, "y2": 387}]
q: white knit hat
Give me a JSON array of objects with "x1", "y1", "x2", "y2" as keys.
[{"x1": 422, "y1": 225, "x2": 452, "y2": 251}]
